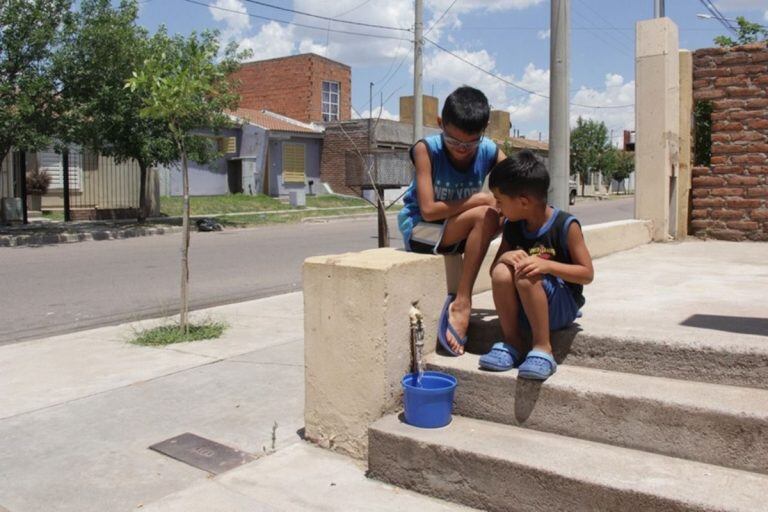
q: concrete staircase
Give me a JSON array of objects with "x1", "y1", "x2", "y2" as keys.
[{"x1": 367, "y1": 292, "x2": 768, "y2": 512}]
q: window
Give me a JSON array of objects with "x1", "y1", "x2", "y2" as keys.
[
  {"x1": 38, "y1": 148, "x2": 82, "y2": 190},
  {"x1": 322, "y1": 80, "x2": 340, "y2": 122},
  {"x1": 282, "y1": 143, "x2": 306, "y2": 184}
]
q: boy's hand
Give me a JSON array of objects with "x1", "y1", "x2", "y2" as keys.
[
  {"x1": 498, "y1": 250, "x2": 528, "y2": 267},
  {"x1": 515, "y1": 256, "x2": 551, "y2": 279}
]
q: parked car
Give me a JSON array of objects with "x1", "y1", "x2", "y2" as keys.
[{"x1": 569, "y1": 179, "x2": 577, "y2": 205}]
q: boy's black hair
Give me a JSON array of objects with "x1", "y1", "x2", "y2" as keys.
[
  {"x1": 489, "y1": 150, "x2": 550, "y2": 201},
  {"x1": 441, "y1": 86, "x2": 490, "y2": 134}
]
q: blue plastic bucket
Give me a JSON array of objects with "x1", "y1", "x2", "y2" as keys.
[{"x1": 401, "y1": 371, "x2": 457, "y2": 428}]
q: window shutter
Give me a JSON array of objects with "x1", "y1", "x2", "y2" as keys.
[
  {"x1": 282, "y1": 143, "x2": 306, "y2": 184},
  {"x1": 38, "y1": 149, "x2": 82, "y2": 190}
]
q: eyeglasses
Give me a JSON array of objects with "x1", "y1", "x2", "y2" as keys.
[{"x1": 442, "y1": 132, "x2": 483, "y2": 151}]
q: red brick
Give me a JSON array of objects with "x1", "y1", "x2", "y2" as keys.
[
  {"x1": 731, "y1": 131, "x2": 766, "y2": 142},
  {"x1": 695, "y1": 88, "x2": 726, "y2": 100},
  {"x1": 752, "y1": 51, "x2": 768, "y2": 63},
  {"x1": 694, "y1": 47, "x2": 728, "y2": 57},
  {"x1": 693, "y1": 67, "x2": 731, "y2": 79},
  {"x1": 710, "y1": 156, "x2": 728, "y2": 165},
  {"x1": 727, "y1": 176, "x2": 760, "y2": 186},
  {"x1": 692, "y1": 188, "x2": 711, "y2": 198},
  {"x1": 693, "y1": 197, "x2": 726, "y2": 208},
  {"x1": 727, "y1": 198, "x2": 762, "y2": 208},
  {"x1": 726, "y1": 220, "x2": 759, "y2": 230},
  {"x1": 745, "y1": 98, "x2": 768, "y2": 109},
  {"x1": 692, "y1": 176, "x2": 726, "y2": 187},
  {"x1": 690, "y1": 219, "x2": 716, "y2": 229},
  {"x1": 729, "y1": 64, "x2": 768, "y2": 75},
  {"x1": 751, "y1": 209, "x2": 768, "y2": 220},
  {"x1": 748, "y1": 232, "x2": 768, "y2": 241},
  {"x1": 691, "y1": 209, "x2": 709, "y2": 218},
  {"x1": 712, "y1": 111, "x2": 729, "y2": 121},
  {"x1": 747, "y1": 118, "x2": 768, "y2": 129},
  {"x1": 721, "y1": 53, "x2": 750, "y2": 66},
  {"x1": 711, "y1": 188, "x2": 745, "y2": 196},
  {"x1": 714, "y1": 76, "x2": 742, "y2": 87},
  {"x1": 693, "y1": 79, "x2": 711, "y2": 89},
  {"x1": 727, "y1": 86, "x2": 763, "y2": 98},
  {"x1": 745, "y1": 143, "x2": 768, "y2": 153},
  {"x1": 712, "y1": 122, "x2": 744, "y2": 132},
  {"x1": 692, "y1": 166, "x2": 711, "y2": 176},
  {"x1": 711, "y1": 133, "x2": 731, "y2": 143},
  {"x1": 711, "y1": 165, "x2": 742, "y2": 174},
  {"x1": 728, "y1": 110, "x2": 764, "y2": 121},
  {"x1": 756, "y1": 75, "x2": 768, "y2": 86},
  {"x1": 709, "y1": 229, "x2": 747, "y2": 241},
  {"x1": 749, "y1": 166, "x2": 768, "y2": 174},
  {"x1": 731, "y1": 154, "x2": 767, "y2": 165},
  {"x1": 747, "y1": 188, "x2": 768, "y2": 197},
  {"x1": 712, "y1": 143, "x2": 747, "y2": 155},
  {"x1": 713, "y1": 99, "x2": 747, "y2": 110},
  {"x1": 711, "y1": 209, "x2": 744, "y2": 219}
]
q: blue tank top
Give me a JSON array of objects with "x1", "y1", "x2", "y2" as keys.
[{"x1": 398, "y1": 134, "x2": 498, "y2": 250}]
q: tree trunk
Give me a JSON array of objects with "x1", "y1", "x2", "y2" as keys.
[
  {"x1": 138, "y1": 161, "x2": 148, "y2": 224},
  {"x1": 179, "y1": 146, "x2": 190, "y2": 334},
  {"x1": 376, "y1": 189, "x2": 389, "y2": 248}
]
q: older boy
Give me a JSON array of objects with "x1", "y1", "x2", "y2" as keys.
[{"x1": 398, "y1": 86, "x2": 505, "y2": 356}]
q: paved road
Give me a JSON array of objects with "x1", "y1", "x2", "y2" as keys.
[{"x1": 0, "y1": 197, "x2": 633, "y2": 344}]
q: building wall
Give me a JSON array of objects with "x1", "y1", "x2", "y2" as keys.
[
  {"x1": 267, "y1": 136, "x2": 322, "y2": 196},
  {"x1": 231, "y1": 54, "x2": 351, "y2": 124},
  {"x1": 319, "y1": 122, "x2": 370, "y2": 196},
  {"x1": 691, "y1": 42, "x2": 768, "y2": 241}
]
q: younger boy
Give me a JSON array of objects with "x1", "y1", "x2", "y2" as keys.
[
  {"x1": 479, "y1": 151, "x2": 594, "y2": 380},
  {"x1": 398, "y1": 86, "x2": 506, "y2": 356}
]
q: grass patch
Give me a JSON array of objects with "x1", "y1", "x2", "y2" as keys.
[
  {"x1": 159, "y1": 194, "x2": 371, "y2": 217},
  {"x1": 131, "y1": 321, "x2": 227, "y2": 346},
  {"x1": 42, "y1": 210, "x2": 64, "y2": 221},
  {"x1": 215, "y1": 206, "x2": 383, "y2": 227}
]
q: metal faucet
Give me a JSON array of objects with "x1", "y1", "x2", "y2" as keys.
[{"x1": 409, "y1": 301, "x2": 425, "y2": 386}]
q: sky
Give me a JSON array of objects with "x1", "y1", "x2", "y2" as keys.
[{"x1": 136, "y1": 0, "x2": 768, "y2": 144}]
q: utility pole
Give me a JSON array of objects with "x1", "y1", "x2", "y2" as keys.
[
  {"x1": 62, "y1": 148, "x2": 71, "y2": 222},
  {"x1": 654, "y1": 0, "x2": 664, "y2": 18},
  {"x1": 413, "y1": 0, "x2": 424, "y2": 143},
  {"x1": 549, "y1": 0, "x2": 570, "y2": 210},
  {"x1": 368, "y1": 81, "x2": 374, "y2": 149}
]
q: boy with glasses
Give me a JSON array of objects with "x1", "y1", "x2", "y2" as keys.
[{"x1": 398, "y1": 86, "x2": 506, "y2": 356}]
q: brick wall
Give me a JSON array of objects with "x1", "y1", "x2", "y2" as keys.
[
  {"x1": 230, "y1": 53, "x2": 351, "y2": 125},
  {"x1": 691, "y1": 42, "x2": 768, "y2": 241},
  {"x1": 320, "y1": 122, "x2": 369, "y2": 195}
]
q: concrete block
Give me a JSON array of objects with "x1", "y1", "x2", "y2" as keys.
[
  {"x1": 428, "y1": 353, "x2": 768, "y2": 474},
  {"x1": 369, "y1": 414, "x2": 768, "y2": 512}
]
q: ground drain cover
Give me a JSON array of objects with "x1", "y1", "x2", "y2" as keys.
[{"x1": 149, "y1": 433, "x2": 255, "y2": 475}]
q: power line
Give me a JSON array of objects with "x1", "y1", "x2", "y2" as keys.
[
  {"x1": 184, "y1": 0, "x2": 409, "y2": 41},
  {"x1": 240, "y1": 0, "x2": 410, "y2": 32},
  {"x1": 574, "y1": 0, "x2": 634, "y2": 47},
  {"x1": 425, "y1": 0, "x2": 459, "y2": 36},
  {"x1": 424, "y1": 36, "x2": 634, "y2": 109},
  {"x1": 698, "y1": 0, "x2": 738, "y2": 34}
]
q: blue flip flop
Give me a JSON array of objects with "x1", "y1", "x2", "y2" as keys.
[
  {"x1": 479, "y1": 342, "x2": 521, "y2": 371},
  {"x1": 437, "y1": 294, "x2": 467, "y2": 356},
  {"x1": 517, "y1": 350, "x2": 557, "y2": 380}
]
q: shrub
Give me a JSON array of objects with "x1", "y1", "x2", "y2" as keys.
[{"x1": 26, "y1": 169, "x2": 52, "y2": 195}]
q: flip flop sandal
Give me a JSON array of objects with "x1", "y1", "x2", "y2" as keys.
[{"x1": 437, "y1": 294, "x2": 467, "y2": 356}]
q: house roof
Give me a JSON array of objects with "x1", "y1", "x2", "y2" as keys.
[
  {"x1": 239, "y1": 52, "x2": 350, "y2": 70},
  {"x1": 229, "y1": 108, "x2": 324, "y2": 135},
  {"x1": 500, "y1": 137, "x2": 549, "y2": 153}
]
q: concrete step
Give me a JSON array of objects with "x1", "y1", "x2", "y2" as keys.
[
  {"x1": 465, "y1": 293, "x2": 768, "y2": 390},
  {"x1": 427, "y1": 352, "x2": 768, "y2": 474},
  {"x1": 369, "y1": 414, "x2": 768, "y2": 512}
]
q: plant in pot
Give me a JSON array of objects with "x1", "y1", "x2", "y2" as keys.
[{"x1": 26, "y1": 169, "x2": 52, "y2": 212}]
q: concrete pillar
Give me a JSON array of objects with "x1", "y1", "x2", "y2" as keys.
[
  {"x1": 634, "y1": 18, "x2": 679, "y2": 241},
  {"x1": 303, "y1": 249, "x2": 448, "y2": 459},
  {"x1": 677, "y1": 50, "x2": 693, "y2": 239}
]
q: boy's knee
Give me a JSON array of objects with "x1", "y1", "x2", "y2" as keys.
[
  {"x1": 515, "y1": 275, "x2": 542, "y2": 292},
  {"x1": 491, "y1": 262, "x2": 513, "y2": 284},
  {"x1": 474, "y1": 206, "x2": 499, "y2": 234}
]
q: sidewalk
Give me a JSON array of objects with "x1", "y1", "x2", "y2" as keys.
[
  {"x1": 0, "y1": 293, "x2": 468, "y2": 512},
  {"x1": 0, "y1": 240, "x2": 766, "y2": 512}
]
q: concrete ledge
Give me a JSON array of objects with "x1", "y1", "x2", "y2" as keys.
[
  {"x1": 428, "y1": 353, "x2": 768, "y2": 474},
  {"x1": 369, "y1": 414, "x2": 768, "y2": 512},
  {"x1": 303, "y1": 220, "x2": 652, "y2": 459},
  {"x1": 0, "y1": 226, "x2": 182, "y2": 247}
]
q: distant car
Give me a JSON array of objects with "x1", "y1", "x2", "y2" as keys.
[{"x1": 569, "y1": 179, "x2": 577, "y2": 205}]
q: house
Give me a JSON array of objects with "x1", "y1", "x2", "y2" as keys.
[{"x1": 230, "y1": 53, "x2": 352, "y2": 124}]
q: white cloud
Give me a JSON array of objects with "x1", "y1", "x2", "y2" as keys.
[
  {"x1": 764, "y1": 9, "x2": 768, "y2": 20},
  {"x1": 424, "y1": 48, "x2": 514, "y2": 107},
  {"x1": 238, "y1": 21, "x2": 296, "y2": 61},
  {"x1": 570, "y1": 73, "x2": 635, "y2": 133},
  {"x1": 355, "y1": 107, "x2": 398, "y2": 120},
  {"x1": 427, "y1": 0, "x2": 544, "y2": 14},
  {"x1": 210, "y1": 0, "x2": 250, "y2": 36},
  {"x1": 537, "y1": 29, "x2": 551, "y2": 40}
]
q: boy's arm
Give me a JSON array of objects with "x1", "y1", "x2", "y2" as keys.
[
  {"x1": 496, "y1": 147, "x2": 507, "y2": 164},
  {"x1": 413, "y1": 142, "x2": 495, "y2": 222},
  {"x1": 515, "y1": 222, "x2": 594, "y2": 284}
]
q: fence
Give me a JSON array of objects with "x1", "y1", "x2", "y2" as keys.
[{"x1": 345, "y1": 150, "x2": 414, "y2": 189}]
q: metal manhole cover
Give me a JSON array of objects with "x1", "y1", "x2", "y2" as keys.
[{"x1": 149, "y1": 433, "x2": 255, "y2": 475}]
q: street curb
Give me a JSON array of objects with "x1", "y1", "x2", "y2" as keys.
[{"x1": 0, "y1": 226, "x2": 184, "y2": 247}]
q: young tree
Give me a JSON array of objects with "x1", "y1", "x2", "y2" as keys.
[
  {"x1": 0, "y1": 0, "x2": 72, "y2": 161},
  {"x1": 714, "y1": 16, "x2": 768, "y2": 47},
  {"x1": 597, "y1": 146, "x2": 619, "y2": 193},
  {"x1": 570, "y1": 117, "x2": 610, "y2": 196},
  {"x1": 128, "y1": 29, "x2": 244, "y2": 332},
  {"x1": 57, "y1": 0, "x2": 176, "y2": 221},
  {"x1": 612, "y1": 150, "x2": 634, "y2": 193}
]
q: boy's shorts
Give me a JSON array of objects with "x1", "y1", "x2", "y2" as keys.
[
  {"x1": 408, "y1": 221, "x2": 466, "y2": 255},
  {"x1": 519, "y1": 274, "x2": 580, "y2": 331}
]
